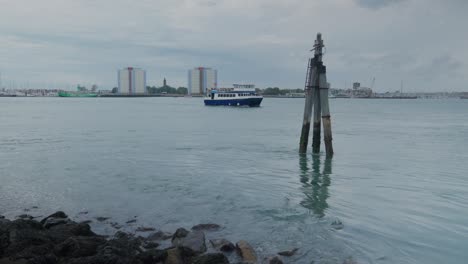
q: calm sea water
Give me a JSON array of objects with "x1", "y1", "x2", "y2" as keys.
[{"x1": 1, "y1": 97, "x2": 467, "y2": 263}]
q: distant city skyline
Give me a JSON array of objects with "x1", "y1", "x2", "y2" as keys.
[{"x1": 0, "y1": 0, "x2": 467, "y2": 92}]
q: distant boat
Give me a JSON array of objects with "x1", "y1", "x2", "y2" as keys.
[
  {"x1": 58, "y1": 91, "x2": 98, "y2": 97},
  {"x1": 205, "y1": 89, "x2": 263, "y2": 107}
]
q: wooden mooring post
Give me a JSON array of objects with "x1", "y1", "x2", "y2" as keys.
[{"x1": 299, "y1": 33, "x2": 334, "y2": 157}]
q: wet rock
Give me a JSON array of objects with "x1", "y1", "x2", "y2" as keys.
[
  {"x1": 0, "y1": 216, "x2": 4, "y2": 219},
  {"x1": 191, "y1": 224, "x2": 221, "y2": 231},
  {"x1": 110, "y1": 222, "x2": 122, "y2": 229},
  {"x1": 277, "y1": 248, "x2": 298, "y2": 257},
  {"x1": 264, "y1": 256, "x2": 283, "y2": 264},
  {"x1": 164, "y1": 247, "x2": 184, "y2": 264},
  {"x1": 172, "y1": 230, "x2": 206, "y2": 256},
  {"x1": 143, "y1": 241, "x2": 160, "y2": 249},
  {"x1": 16, "y1": 214, "x2": 33, "y2": 220},
  {"x1": 137, "y1": 249, "x2": 168, "y2": 264},
  {"x1": 126, "y1": 219, "x2": 137, "y2": 224},
  {"x1": 210, "y1": 239, "x2": 235, "y2": 252},
  {"x1": 343, "y1": 257, "x2": 358, "y2": 264},
  {"x1": 43, "y1": 217, "x2": 69, "y2": 229},
  {"x1": 136, "y1": 226, "x2": 156, "y2": 232},
  {"x1": 32, "y1": 206, "x2": 39, "y2": 209},
  {"x1": 148, "y1": 230, "x2": 173, "y2": 241},
  {"x1": 193, "y1": 253, "x2": 229, "y2": 264},
  {"x1": 236, "y1": 240, "x2": 257, "y2": 264},
  {"x1": 40, "y1": 211, "x2": 68, "y2": 225},
  {"x1": 80, "y1": 220, "x2": 92, "y2": 225},
  {"x1": 53, "y1": 236, "x2": 106, "y2": 258},
  {"x1": 171, "y1": 228, "x2": 189, "y2": 244}
]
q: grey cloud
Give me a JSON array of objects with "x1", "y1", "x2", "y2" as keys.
[{"x1": 354, "y1": 0, "x2": 407, "y2": 10}]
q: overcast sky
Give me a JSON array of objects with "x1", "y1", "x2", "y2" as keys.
[{"x1": 0, "y1": 0, "x2": 467, "y2": 92}]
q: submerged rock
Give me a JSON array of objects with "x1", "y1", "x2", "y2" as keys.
[
  {"x1": 277, "y1": 248, "x2": 298, "y2": 257},
  {"x1": 110, "y1": 222, "x2": 122, "y2": 229},
  {"x1": 236, "y1": 240, "x2": 257, "y2": 263},
  {"x1": 16, "y1": 214, "x2": 33, "y2": 220},
  {"x1": 210, "y1": 239, "x2": 235, "y2": 252},
  {"x1": 126, "y1": 219, "x2": 137, "y2": 224},
  {"x1": 191, "y1": 223, "x2": 221, "y2": 231},
  {"x1": 193, "y1": 253, "x2": 229, "y2": 264},
  {"x1": 136, "y1": 226, "x2": 156, "y2": 232},
  {"x1": 95, "y1": 216, "x2": 110, "y2": 222}
]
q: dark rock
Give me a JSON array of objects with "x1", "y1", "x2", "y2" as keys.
[
  {"x1": 236, "y1": 240, "x2": 257, "y2": 264},
  {"x1": 99, "y1": 231, "x2": 143, "y2": 257},
  {"x1": 191, "y1": 224, "x2": 221, "y2": 231},
  {"x1": 54, "y1": 236, "x2": 106, "y2": 258},
  {"x1": 65, "y1": 254, "x2": 120, "y2": 264},
  {"x1": 193, "y1": 253, "x2": 229, "y2": 264},
  {"x1": 40, "y1": 211, "x2": 68, "y2": 225},
  {"x1": 137, "y1": 249, "x2": 168, "y2": 264},
  {"x1": 78, "y1": 211, "x2": 88, "y2": 215},
  {"x1": 172, "y1": 231, "x2": 206, "y2": 256},
  {"x1": 95, "y1": 217, "x2": 110, "y2": 222},
  {"x1": 23, "y1": 209, "x2": 30, "y2": 212},
  {"x1": 142, "y1": 241, "x2": 160, "y2": 249},
  {"x1": 9, "y1": 244, "x2": 53, "y2": 260},
  {"x1": 171, "y1": 228, "x2": 189, "y2": 244},
  {"x1": 277, "y1": 248, "x2": 298, "y2": 257},
  {"x1": 164, "y1": 248, "x2": 184, "y2": 264},
  {"x1": 126, "y1": 219, "x2": 137, "y2": 224},
  {"x1": 265, "y1": 256, "x2": 283, "y2": 264},
  {"x1": 0, "y1": 258, "x2": 28, "y2": 264},
  {"x1": 209, "y1": 239, "x2": 235, "y2": 252},
  {"x1": 5, "y1": 221, "x2": 51, "y2": 257},
  {"x1": 80, "y1": 220, "x2": 92, "y2": 225},
  {"x1": 32, "y1": 206, "x2": 39, "y2": 209},
  {"x1": 28, "y1": 254, "x2": 58, "y2": 264},
  {"x1": 47, "y1": 222, "x2": 96, "y2": 243},
  {"x1": 0, "y1": 216, "x2": 4, "y2": 219},
  {"x1": 16, "y1": 214, "x2": 33, "y2": 220},
  {"x1": 43, "y1": 217, "x2": 69, "y2": 229},
  {"x1": 148, "y1": 231, "x2": 173, "y2": 241},
  {"x1": 136, "y1": 226, "x2": 156, "y2": 232}
]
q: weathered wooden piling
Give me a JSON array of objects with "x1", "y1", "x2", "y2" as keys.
[
  {"x1": 319, "y1": 69, "x2": 334, "y2": 157},
  {"x1": 299, "y1": 58, "x2": 317, "y2": 153},
  {"x1": 299, "y1": 33, "x2": 333, "y2": 157}
]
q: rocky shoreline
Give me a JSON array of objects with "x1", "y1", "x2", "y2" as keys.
[{"x1": 0, "y1": 211, "x2": 300, "y2": 264}]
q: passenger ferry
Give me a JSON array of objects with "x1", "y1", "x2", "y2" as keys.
[{"x1": 204, "y1": 88, "x2": 263, "y2": 107}]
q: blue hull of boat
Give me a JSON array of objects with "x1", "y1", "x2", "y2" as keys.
[{"x1": 204, "y1": 98, "x2": 263, "y2": 107}]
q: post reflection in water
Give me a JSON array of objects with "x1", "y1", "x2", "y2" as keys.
[{"x1": 299, "y1": 154, "x2": 332, "y2": 218}]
